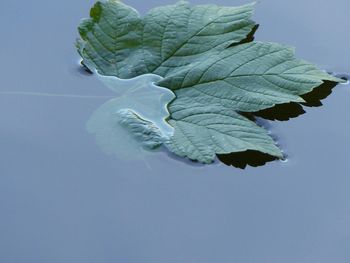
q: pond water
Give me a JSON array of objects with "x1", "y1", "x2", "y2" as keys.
[{"x1": 0, "y1": 0, "x2": 349, "y2": 262}]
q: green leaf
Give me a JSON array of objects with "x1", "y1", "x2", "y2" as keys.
[
  {"x1": 78, "y1": 0, "x2": 256, "y2": 78},
  {"x1": 77, "y1": 0, "x2": 344, "y2": 164},
  {"x1": 166, "y1": 103, "x2": 282, "y2": 163},
  {"x1": 160, "y1": 41, "x2": 340, "y2": 112}
]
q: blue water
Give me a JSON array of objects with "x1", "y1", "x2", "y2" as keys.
[{"x1": 1, "y1": 0, "x2": 350, "y2": 262}]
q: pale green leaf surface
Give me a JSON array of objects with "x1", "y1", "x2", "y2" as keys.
[
  {"x1": 78, "y1": 0, "x2": 343, "y2": 164},
  {"x1": 160, "y1": 41, "x2": 340, "y2": 113},
  {"x1": 167, "y1": 103, "x2": 282, "y2": 163},
  {"x1": 78, "y1": 0, "x2": 256, "y2": 77}
]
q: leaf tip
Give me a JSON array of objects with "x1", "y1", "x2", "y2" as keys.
[
  {"x1": 90, "y1": 1, "x2": 103, "y2": 22},
  {"x1": 333, "y1": 76, "x2": 348, "y2": 84}
]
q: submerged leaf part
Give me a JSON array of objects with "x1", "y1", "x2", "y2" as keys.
[
  {"x1": 118, "y1": 109, "x2": 165, "y2": 150},
  {"x1": 78, "y1": 0, "x2": 344, "y2": 164},
  {"x1": 87, "y1": 74, "x2": 175, "y2": 159},
  {"x1": 96, "y1": 73, "x2": 175, "y2": 137}
]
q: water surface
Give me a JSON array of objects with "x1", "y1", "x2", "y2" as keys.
[{"x1": 0, "y1": 0, "x2": 350, "y2": 262}]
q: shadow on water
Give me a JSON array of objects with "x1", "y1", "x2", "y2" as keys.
[
  {"x1": 250, "y1": 81, "x2": 337, "y2": 121},
  {"x1": 230, "y1": 24, "x2": 260, "y2": 47},
  {"x1": 213, "y1": 26, "x2": 339, "y2": 169},
  {"x1": 217, "y1": 150, "x2": 280, "y2": 169},
  {"x1": 219, "y1": 80, "x2": 338, "y2": 169},
  {"x1": 301, "y1": 81, "x2": 338, "y2": 107},
  {"x1": 79, "y1": 61, "x2": 94, "y2": 75}
]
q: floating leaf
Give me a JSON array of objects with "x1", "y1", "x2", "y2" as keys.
[
  {"x1": 77, "y1": 0, "x2": 343, "y2": 164},
  {"x1": 77, "y1": 0, "x2": 256, "y2": 78}
]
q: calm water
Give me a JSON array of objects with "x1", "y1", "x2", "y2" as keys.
[{"x1": 1, "y1": 0, "x2": 350, "y2": 262}]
